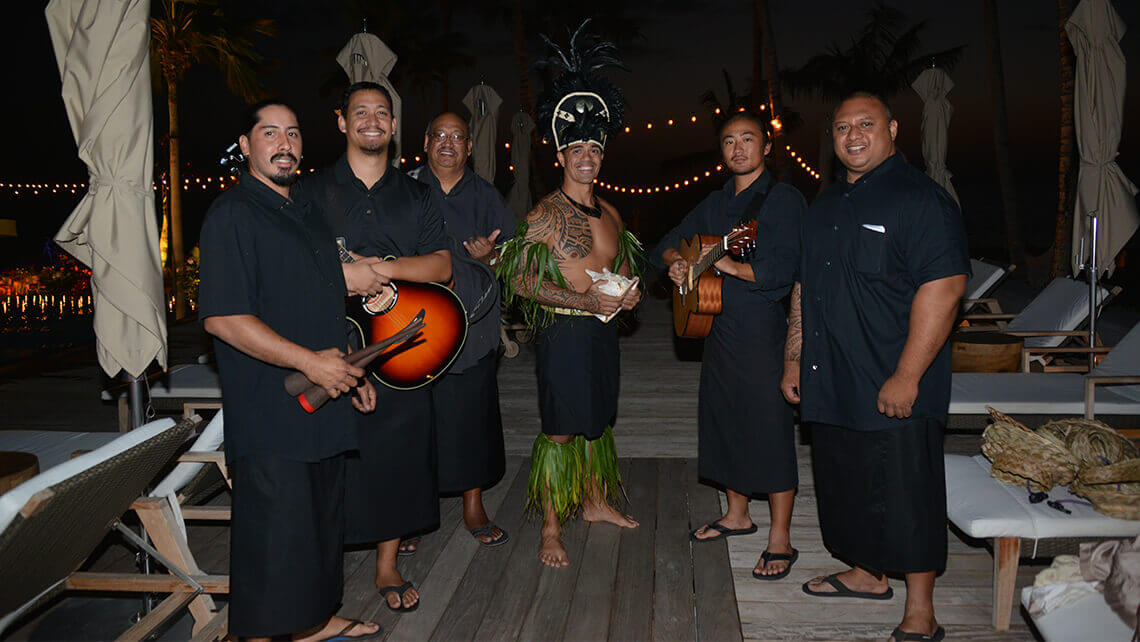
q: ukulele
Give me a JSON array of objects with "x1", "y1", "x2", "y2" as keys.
[
  {"x1": 671, "y1": 220, "x2": 758, "y2": 338},
  {"x1": 338, "y1": 241, "x2": 468, "y2": 389}
]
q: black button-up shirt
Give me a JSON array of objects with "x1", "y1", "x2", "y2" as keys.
[
  {"x1": 300, "y1": 154, "x2": 450, "y2": 259},
  {"x1": 651, "y1": 170, "x2": 805, "y2": 305},
  {"x1": 410, "y1": 166, "x2": 516, "y2": 371},
  {"x1": 799, "y1": 153, "x2": 970, "y2": 430},
  {"x1": 198, "y1": 174, "x2": 355, "y2": 463}
]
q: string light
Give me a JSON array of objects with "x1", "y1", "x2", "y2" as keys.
[{"x1": 593, "y1": 163, "x2": 727, "y2": 196}]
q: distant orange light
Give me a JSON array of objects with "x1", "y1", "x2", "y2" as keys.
[{"x1": 770, "y1": 117, "x2": 782, "y2": 131}]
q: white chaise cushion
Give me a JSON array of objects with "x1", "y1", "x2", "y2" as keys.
[
  {"x1": 101, "y1": 364, "x2": 221, "y2": 401},
  {"x1": 149, "y1": 409, "x2": 224, "y2": 498},
  {"x1": 964, "y1": 259, "x2": 1005, "y2": 301},
  {"x1": 945, "y1": 454, "x2": 1140, "y2": 542},
  {"x1": 1020, "y1": 586, "x2": 1132, "y2": 642},
  {"x1": 949, "y1": 373, "x2": 1139, "y2": 415},
  {"x1": 0, "y1": 431, "x2": 119, "y2": 472},
  {"x1": 1004, "y1": 277, "x2": 1109, "y2": 348},
  {"x1": 0, "y1": 418, "x2": 177, "y2": 535}
]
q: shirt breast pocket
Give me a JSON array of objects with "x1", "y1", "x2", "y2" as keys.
[{"x1": 855, "y1": 226, "x2": 886, "y2": 274}]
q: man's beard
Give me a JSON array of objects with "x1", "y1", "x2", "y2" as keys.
[
  {"x1": 358, "y1": 140, "x2": 388, "y2": 156},
  {"x1": 267, "y1": 153, "x2": 299, "y2": 186}
]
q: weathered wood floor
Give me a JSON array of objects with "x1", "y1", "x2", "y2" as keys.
[{"x1": 8, "y1": 296, "x2": 1046, "y2": 640}]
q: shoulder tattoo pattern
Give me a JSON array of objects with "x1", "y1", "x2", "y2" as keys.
[{"x1": 527, "y1": 196, "x2": 593, "y2": 261}]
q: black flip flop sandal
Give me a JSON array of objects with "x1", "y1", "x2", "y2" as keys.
[
  {"x1": 752, "y1": 548, "x2": 799, "y2": 580},
  {"x1": 326, "y1": 618, "x2": 383, "y2": 641},
  {"x1": 688, "y1": 520, "x2": 758, "y2": 542},
  {"x1": 397, "y1": 536, "x2": 420, "y2": 557},
  {"x1": 470, "y1": 523, "x2": 510, "y2": 547},
  {"x1": 889, "y1": 625, "x2": 945, "y2": 641},
  {"x1": 802, "y1": 573, "x2": 894, "y2": 600},
  {"x1": 379, "y1": 581, "x2": 419, "y2": 612}
]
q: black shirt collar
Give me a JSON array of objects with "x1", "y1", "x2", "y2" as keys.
[
  {"x1": 333, "y1": 153, "x2": 393, "y2": 192},
  {"x1": 722, "y1": 168, "x2": 773, "y2": 199},
  {"x1": 237, "y1": 172, "x2": 296, "y2": 211},
  {"x1": 842, "y1": 152, "x2": 904, "y2": 193},
  {"x1": 419, "y1": 165, "x2": 472, "y2": 197}
]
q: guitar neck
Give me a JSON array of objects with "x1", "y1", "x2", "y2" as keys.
[
  {"x1": 336, "y1": 238, "x2": 355, "y2": 264},
  {"x1": 692, "y1": 238, "x2": 729, "y2": 277}
]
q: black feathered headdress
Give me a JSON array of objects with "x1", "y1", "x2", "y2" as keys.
[{"x1": 535, "y1": 20, "x2": 628, "y2": 151}]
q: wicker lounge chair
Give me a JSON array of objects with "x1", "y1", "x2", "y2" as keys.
[{"x1": 0, "y1": 415, "x2": 230, "y2": 640}]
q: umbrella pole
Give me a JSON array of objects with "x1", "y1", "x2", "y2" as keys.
[
  {"x1": 1088, "y1": 212, "x2": 1098, "y2": 372},
  {"x1": 126, "y1": 373, "x2": 158, "y2": 614}
]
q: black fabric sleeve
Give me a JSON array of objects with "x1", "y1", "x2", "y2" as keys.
[
  {"x1": 902, "y1": 183, "x2": 972, "y2": 287},
  {"x1": 649, "y1": 195, "x2": 716, "y2": 268},
  {"x1": 488, "y1": 188, "x2": 518, "y2": 243},
  {"x1": 197, "y1": 201, "x2": 259, "y2": 319},
  {"x1": 743, "y1": 184, "x2": 806, "y2": 292}
]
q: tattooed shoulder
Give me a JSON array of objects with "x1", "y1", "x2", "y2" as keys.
[{"x1": 525, "y1": 192, "x2": 593, "y2": 261}]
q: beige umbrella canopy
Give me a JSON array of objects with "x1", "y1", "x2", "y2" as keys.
[
  {"x1": 337, "y1": 32, "x2": 403, "y2": 167},
  {"x1": 46, "y1": 0, "x2": 167, "y2": 379},
  {"x1": 911, "y1": 67, "x2": 960, "y2": 205},
  {"x1": 463, "y1": 84, "x2": 503, "y2": 183},
  {"x1": 506, "y1": 112, "x2": 535, "y2": 218},
  {"x1": 1067, "y1": 0, "x2": 1139, "y2": 277}
]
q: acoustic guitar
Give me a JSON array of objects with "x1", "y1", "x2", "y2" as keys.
[
  {"x1": 338, "y1": 241, "x2": 468, "y2": 389},
  {"x1": 671, "y1": 220, "x2": 758, "y2": 338}
]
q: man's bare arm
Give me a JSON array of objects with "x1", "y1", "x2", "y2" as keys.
[
  {"x1": 369, "y1": 249, "x2": 452, "y2": 284},
  {"x1": 877, "y1": 274, "x2": 966, "y2": 417},
  {"x1": 780, "y1": 282, "x2": 802, "y2": 403},
  {"x1": 203, "y1": 314, "x2": 362, "y2": 398}
]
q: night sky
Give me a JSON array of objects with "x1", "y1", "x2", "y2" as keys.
[{"x1": 2, "y1": 0, "x2": 1139, "y2": 270}]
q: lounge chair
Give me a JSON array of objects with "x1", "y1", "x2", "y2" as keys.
[
  {"x1": 959, "y1": 276, "x2": 1120, "y2": 372},
  {"x1": 949, "y1": 322, "x2": 1140, "y2": 432},
  {"x1": 0, "y1": 416, "x2": 229, "y2": 640},
  {"x1": 102, "y1": 364, "x2": 222, "y2": 432},
  {"x1": 961, "y1": 258, "x2": 1015, "y2": 314}
]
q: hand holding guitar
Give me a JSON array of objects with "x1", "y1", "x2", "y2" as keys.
[
  {"x1": 668, "y1": 258, "x2": 688, "y2": 288},
  {"x1": 302, "y1": 348, "x2": 364, "y2": 400},
  {"x1": 344, "y1": 255, "x2": 389, "y2": 297}
]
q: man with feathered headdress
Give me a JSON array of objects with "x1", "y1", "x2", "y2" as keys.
[{"x1": 496, "y1": 21, "x2": 643, "y2": 567}]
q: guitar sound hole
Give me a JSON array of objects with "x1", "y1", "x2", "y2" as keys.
[{"x1": 363, "y1": 285, "x2": 397, "y2": 315}]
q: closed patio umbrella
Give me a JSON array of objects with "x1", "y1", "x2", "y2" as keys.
[
  {"x1": 506, "y1": 112, "x2": 535, "y2": 218},
  {"x1": 337, "y1": 32, "x2": 403, "y2": 167},
  {"x1": 46, "y1": 0, "x2": 167, "y2": 427},
  {"x1": 1067, "y1": 0, "x2": 1138, "y2": 278},
  {"x1": 463, "y1": 83, "x2": 503, "y2": 183},
  {"x1": 911, "y1": 67, "x2": 960, "y2": 204}
]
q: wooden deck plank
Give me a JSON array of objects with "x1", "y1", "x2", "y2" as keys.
[
  {"x1": 386, "y1": 458, "x2": 522, "y2": 641},
  {"x1": 653, "y1": 459, "x2": 696, "y2": 641},
  {"x1": 561, "y1": 522, "x2": 621, "y2": 640},
  {"x1": 515, "y1": 515, "x2": 589, "y2": 640},
  {"x1": 429, "y1": 462, "x2": 531, "y2": 642},
  {"x1": 688, "y1": 465, "x2": 743, "y2": 642},
  {"x1": 470, "y1": 475, "x2": 547, "y2": 641},
  {"x1": 608, "y1": 459, "x2": 658, "y2": 642}
]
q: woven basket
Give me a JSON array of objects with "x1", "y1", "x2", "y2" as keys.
[
  {"x1": 1070, "y1": 479, "x2": 1140, "y2": 520},
  {"x1": 982, "y1": 410, "x2": 1079, "y2": 491}
]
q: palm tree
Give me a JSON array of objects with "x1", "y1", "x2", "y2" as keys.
[
  {"x1": 983, "y1": 0, "x2": 1027, "y2": 272},
  {"x1": 150, "y1": 0, "x2": 274, "y2": 318},
  {"x1": 1051, "y1": 0, "x2": 1078, "y2": 278},
  {"x1": 754, "y1": 0, "x2": 786, "y2": 173},
  {"x1": 781, "y1": 2, "x2": 963, "y2": 192}
]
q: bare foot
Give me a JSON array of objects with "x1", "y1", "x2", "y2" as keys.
[
  {"x1": 376, "y1": 569, "x2": 418, "y2": 609},
  {"x1": 804, "y1": 568, "x2": 890, "y2": 596},
  {"x1": 582, "y1": 501, "x2": 639, "y2": 528},
  {"x1": 539, "y1": 532, "x2": 570, "y2": 567},
  {"x1": 293, "y1": 615, "x2": 380, "y2": 641}
]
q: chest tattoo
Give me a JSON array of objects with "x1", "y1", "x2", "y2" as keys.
[{"x1": 527, "y1": 196, "x2": 594, "y2": 261}]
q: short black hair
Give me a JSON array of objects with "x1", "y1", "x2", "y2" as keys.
[
  {"x1": 832, "y1": 91, "x2": 894, "y2": 122},
  {"x1": 718, "y1": 111, "x2": 772, "y2": 145},
  {"x1": 339, "y1": 81, "x2": 394, "y2": 115},
  {"x1": 242, "y1": 98, "x2": 297, "y2": 137}
]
